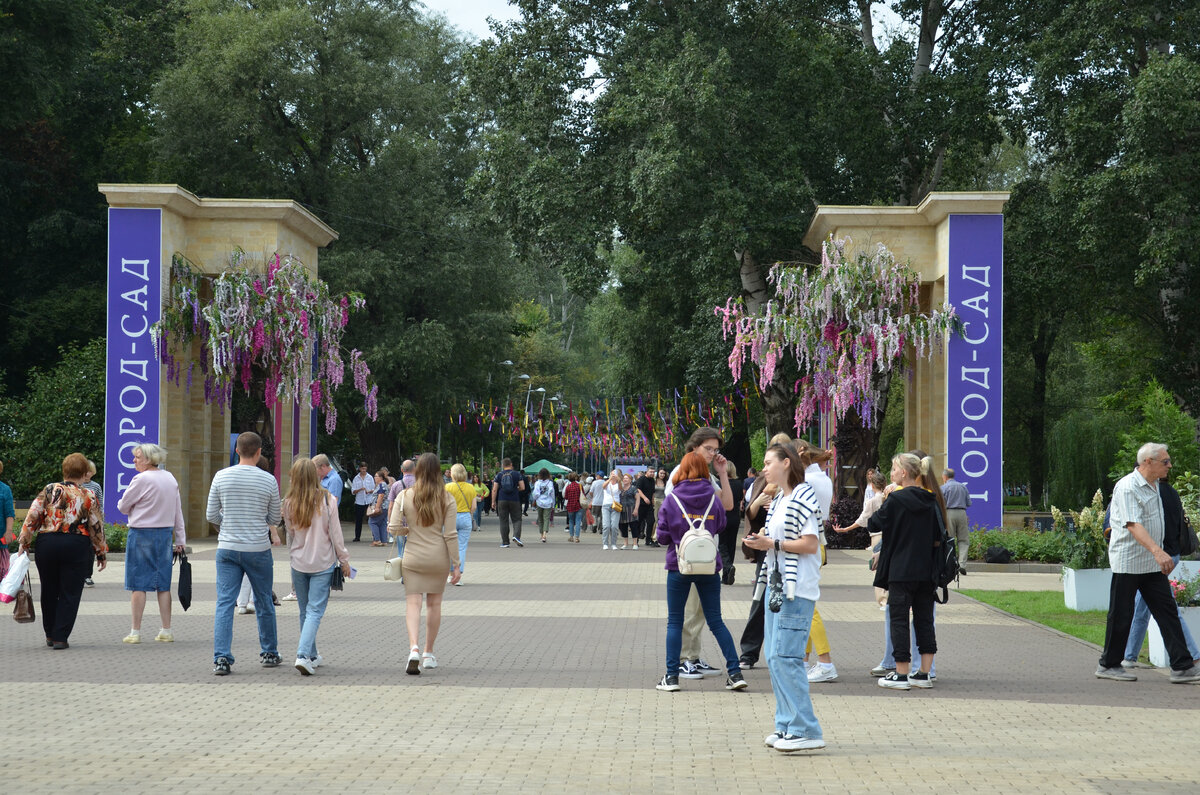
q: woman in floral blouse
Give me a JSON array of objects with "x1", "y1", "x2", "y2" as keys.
[{"x1": 18, "y1": 453, "x2": 107, "y2": 649}]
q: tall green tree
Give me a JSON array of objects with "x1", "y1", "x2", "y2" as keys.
[{"x1": 153, "y1": 0, "x2": 517, "y2": 468}]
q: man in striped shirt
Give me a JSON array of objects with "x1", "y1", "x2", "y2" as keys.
[
  {"x1": 1097, "y1": 443, "x2": 1200, "y2": 683},
  {"x1": 206, "y1": 432, "x2": 283, "y2": 676}
]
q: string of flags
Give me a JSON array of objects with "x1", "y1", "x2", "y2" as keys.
[{"x1": 450, "y1": 382, "x2": 758, "y2": 459}]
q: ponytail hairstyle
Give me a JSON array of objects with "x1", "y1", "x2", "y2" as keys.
[
  {"x1": 765, "y1": 444, "x2": 806, "y2": 490},
  {"x1": 918, "y1": 455, "x2": 949, "y2": 527},
  {"x1": 793, "y1": 438, "x2": 833, "y2": 468}
]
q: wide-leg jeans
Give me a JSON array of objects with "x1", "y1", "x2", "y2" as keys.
[{"x1": 763, "y1": 593, "x2": 823, "y2": 740}]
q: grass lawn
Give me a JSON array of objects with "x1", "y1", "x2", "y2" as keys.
[{"x1": 961, "y1": 589, "x2": 1114, "y2": 650}]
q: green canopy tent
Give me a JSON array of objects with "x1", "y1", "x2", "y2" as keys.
[{"x1": 522, "y1": 458, "x2": 571, "y2": 475}]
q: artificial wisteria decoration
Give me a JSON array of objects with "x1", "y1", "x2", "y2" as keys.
[
  {"x1": 152, "y1": 250, "x2": 378, "y2": 430},
  {"x1": 716, "y1": 237, "x2": 958, "y2": 431}
]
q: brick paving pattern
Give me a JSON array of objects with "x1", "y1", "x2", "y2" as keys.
[{"x1": 3, "y1": 515, "x2": 1198, "y2": 793}]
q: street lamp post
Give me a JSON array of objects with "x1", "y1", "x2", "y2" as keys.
[
  {"x1": 520, "y1": 384, "x2": 544, "y2": 470},
  {"x1": 501, "y1": 369, "x2": 527, "y2": 465}
]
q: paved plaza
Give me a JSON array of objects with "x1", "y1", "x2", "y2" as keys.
[{"x1": 3, "y1": 515, "x2": 1198, "y2": 793}]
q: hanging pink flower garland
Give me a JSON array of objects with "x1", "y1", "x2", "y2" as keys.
[
  {"x1": 716, "y1": 237, "x2": 958, "y2": 431},
  {"x1": 152, "y1": 250, "x2": 378, "y2": 434}
]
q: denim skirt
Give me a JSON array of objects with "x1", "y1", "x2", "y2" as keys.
[{"x1": 125, "y1": 527, "x2": 174, "y2": 592}]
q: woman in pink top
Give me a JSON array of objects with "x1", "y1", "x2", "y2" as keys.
[
  {"x1": 116, "y1": 443, "x2": 186, "y2": 644},
  {"x1": 285, "y1": 457, "x2": 351, "y2": 675}
]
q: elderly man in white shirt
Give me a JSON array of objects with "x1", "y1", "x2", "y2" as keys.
[
  {"x1": 350, "y1": 463, "x2": 374, "y2": 543},
  {"x1": 1096, "y1": 442, "x2": 1200, "y2": 683}
]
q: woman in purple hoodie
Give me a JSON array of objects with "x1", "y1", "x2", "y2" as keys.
[{"x1": 654, "y1": 451, "x2": 747, "y2": 693}]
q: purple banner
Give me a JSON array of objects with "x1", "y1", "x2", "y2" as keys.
[
  {"x1": 103, "y1": 208, "x2": 162, "y2": 524},
  {"x1": 947, "y1": 214, "x2": 1003, "y2": 530}
]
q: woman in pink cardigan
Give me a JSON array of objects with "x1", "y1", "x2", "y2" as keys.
[
  {"x1": 117, "y1": 443, "x2": 186, "y2": 644},
  {"x1": 285, "y1": 457, "x2": 351, "y2": 675}
]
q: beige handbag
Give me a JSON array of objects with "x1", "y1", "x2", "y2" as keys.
[{"x1": 384, "y1": 557, "x2": 404, "y2": 582}]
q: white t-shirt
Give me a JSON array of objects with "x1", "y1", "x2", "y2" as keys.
[
  {"x1": 766, "y1": 483, "x2": 822, "y2": 602},
  {"x1": 804, "y1": 463, "x2": 832, "y2": 545},
  {"x1": 601, "y1": 481, "x2": 619, "y2": 507},
  {"x1": 588, "y1": 478, "x2": 605, "y2": 505}
]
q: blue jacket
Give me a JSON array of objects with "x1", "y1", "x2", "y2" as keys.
[{"x1": 656, "y1": 478, "x2": 726, "y2": 572}]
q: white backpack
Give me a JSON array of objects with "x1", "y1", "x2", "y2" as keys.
[{"x1": 670, "y1": 491, "x2": 718, "y2": 575}]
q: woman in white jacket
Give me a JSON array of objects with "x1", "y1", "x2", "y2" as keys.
[{"x1": 600, "y1": 471, "x2": 622, "y2": 550}]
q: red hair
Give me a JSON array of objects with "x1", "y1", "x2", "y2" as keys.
[{"x1": 672, "y1": 451, "x2": 710, "y2": 485}]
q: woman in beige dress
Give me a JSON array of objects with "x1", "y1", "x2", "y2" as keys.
[{"x1": 387, "y1": 452, "x2": 460, "y2": 675}]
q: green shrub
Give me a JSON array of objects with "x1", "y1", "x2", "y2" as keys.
[
  {"x1": 103, "y1": 523, "x2": 128, "y2": 552},
  {"x1": 1056, "y1": 490, "x2": 1110, "y2": 570},
  {"x1": 968, "y1": 525, "x2": 1068, "y2": 563}
]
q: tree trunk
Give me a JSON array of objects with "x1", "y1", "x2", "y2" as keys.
[
  {"x1": 1027, "y1": 321, "x2": 1057, "y2": 509},
  {"x1": 736, "y1": 247, "x2": 800, "y2": 438},
  {"x1": 359, "y1": 421, "x2": 399, "y2": 475}
]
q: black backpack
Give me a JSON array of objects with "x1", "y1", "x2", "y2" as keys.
[
  {"x1": 500, "y1": 469, "x2": 520, "y2": 493},
  {"x1": 984, "y1": 545, "x2": 1013, "y2": 564},
  {"x1": 931, "y1": 507, "x2": 960, "y2": 604}
]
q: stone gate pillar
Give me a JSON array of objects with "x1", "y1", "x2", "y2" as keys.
[
  {"x1": 802, "y1": 191, "x2": 1009, "y2": 529},
  {"x1": 99, "y1": 184, "x2": 337, "y2": 537}
]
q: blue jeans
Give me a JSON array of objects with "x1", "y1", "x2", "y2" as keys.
[
  {"x1": 473, "y1": 502, "x2": 483, "y2": 528},
  {"x1": 881, "y1": 603, "x2": 937, "y2": 676},
  {"x1": 214, "y1": 548, "x2": 277, "y2": 664},
  {"x1": 567, "y1": 510, "x2": 583, "y2": 538},
  {"x1": 369, "y1": 513, "x2": 388, "y2": 544},
  {"x1": 455, "y1": 512, "x2": 472, "y2": 572},
  {"x1": 1125, "y1": 555, "x2": 1200, "y2": 661},
  {"x1": 602, "y1": 505, "x2": 620, "y2": 547},
  {"x1": 395, "y1": 534, "x2": 406, "y2": 558},
  {"x1": 664, "y1": 570, "x2": 740, "y2": 677},
  {"x1": 293, "y1": 565, "x2": 335, "y2": 661},
  {"x1": 763, "y1": 593, "x2": 822, "y2": 740}
]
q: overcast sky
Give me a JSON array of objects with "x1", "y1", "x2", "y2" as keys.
[{"x1": 422, "y1": 0, "x2": 517, "y2": 41}]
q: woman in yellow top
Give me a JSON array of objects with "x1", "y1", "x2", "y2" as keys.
[
  {"x1": 471, "y1": 473, "x2": 489, "y2": 526},
  {"x1": 446, "y1": 464, "x2": 477, "y2": 586}
]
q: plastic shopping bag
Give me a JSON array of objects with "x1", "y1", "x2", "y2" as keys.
[{"x1": 0, "y1": 551, "x2": 31, "y2": 604}]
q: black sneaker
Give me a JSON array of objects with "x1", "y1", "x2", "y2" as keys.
[
  {"x1": 213, "y1": 657, "x2": 232, "y2": 676},
  {"x1": 693, "y1": 659, "x2": 720, "y2": 677},
  {"x1": 83, "y1": 577, "x2": 95, "y2": 588},
  {"x1": 655, "y1": 674, "x2": 680, "y2": 692},
  {"x1": 726, "y1": 671, "x2": 748, "y2": 690},
  {"x1": 260, "y1": 652, "x2": 282, "y2": 668},
  {"x1": 909, "y1": 671, "x2": 933, "y2": 688}
]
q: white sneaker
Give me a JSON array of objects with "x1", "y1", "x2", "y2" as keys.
[
  {"x1": 236, "y1": 606, "x2": 249, "y2": 615},
  {"x1": 602, "y1": 544, "x2": 609, "y2": 550},
  {"x1": 312, "y1": 654, "x2": 324, "y2": 668},
  {"x1": 294, "y1": 657, "x2": 314, "y2": 676},
  {"x1": 406, "y1": 647, "x2": 421, "y2": 675},
  {"x1": 154, "y1": 629, "x2": 174, "y2": 643},
  {"x1": 774, "y1": 735, "x2": 826, "y2": 752},
  {"x1": 281, "y1": 592, "x2": 298, "y2": 601},
  {"x1": 422, "y1": 652, "x2": 438, "y2": 670},
  {"x1": 808, "y1": 663, "x2": 838, "y2": 683},
  {"x1": 764, "y1": 732, "x2": 784, "y2": 747},
  {"x1": 122, "y1": 632, "x2": 141, "y2": 644}
]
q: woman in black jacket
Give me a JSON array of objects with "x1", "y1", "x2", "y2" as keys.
[{"x1": 869, "y1": 453, "x2": 947, "y2": 690}]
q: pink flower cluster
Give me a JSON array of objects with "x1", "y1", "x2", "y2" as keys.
[{"x1": 717, "y1": 236, "x2": 957, "y2": 433}]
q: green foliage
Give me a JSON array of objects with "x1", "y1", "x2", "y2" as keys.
[
  {"x1": 967, "y1": 526, "x2": 1068, "y2": 564},
  {"x1": 747, "y1": 429, "x2": 766, "y2": 472},
  {"x1": 1173, "y1": 470, "x2": 1200, "y2": 533},
  {"x1": 0, "y1": 340, "x2": 105, "y2": 498},
  {"x1": 1056, "y1": 490, "x2": 1111, "y2": 571},
  {"x1": 103, "y1": 523, "x2": 128, "y2": 553},
  {"x1": 1107, "y1": 382, "x2": 1198, "y2": 480}
]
